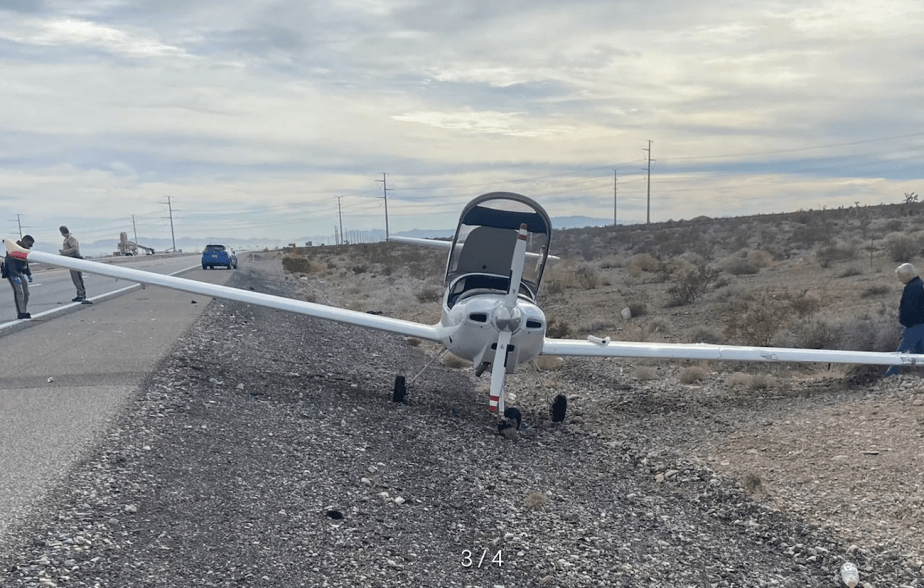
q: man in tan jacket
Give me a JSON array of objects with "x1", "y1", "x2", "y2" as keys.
[{"x1": 59, "y1": 226, "x2": 91, "y2": 304}]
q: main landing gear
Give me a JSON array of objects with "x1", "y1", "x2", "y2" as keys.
[
  {"x1": 392, "y1": 375, "x2": 407, "y2": 403},
  {"x1": 390, "y1": 374, "x2": 568, "y2": 433}
]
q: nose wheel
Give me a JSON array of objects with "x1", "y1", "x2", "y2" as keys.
[{"x1": 497, "y1": 407, "x2": 522, "y2": 437}]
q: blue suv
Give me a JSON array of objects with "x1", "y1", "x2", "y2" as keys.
[{"x1": 201, "y1": 244, "x2": 238, "y2": 270}]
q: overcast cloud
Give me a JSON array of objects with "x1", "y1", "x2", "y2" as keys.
[{"x1": 2, "y1": 0, "x2": 923, "y2": 246}]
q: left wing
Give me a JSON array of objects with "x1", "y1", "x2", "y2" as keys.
[
  {"x1": 4, "y1": 240, "x2": 444, "y2": 343},
  {"x1": 541, "y1": 336, "x2": 913, "y2": 367}
]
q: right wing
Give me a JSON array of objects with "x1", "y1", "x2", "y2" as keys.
[{"x1": 541, "y1": 336, "x2": 912, "y2": 367}]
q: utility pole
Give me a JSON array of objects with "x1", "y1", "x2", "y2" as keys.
[
  {"x1": 642, "y1": 140, "x2": 655, "y2": 224},
  {"x1": 613, "y1": 170, "x2": 618, "y2": 226},
  {"x1": 337, "y1": 196, "x2": 344, "y2": 245},
  {"x1": 131, "y1": 215, "x2": 138, "y2": 243},
  {"x1": 162, "y1": 196, "x2": 177, "y2": 252},
  {"x1": 376, "y1": 173, "x2": 391, "y2": 240},
  {"x1": 12, "y1": 214, "x2": 26, "y2": 238}
]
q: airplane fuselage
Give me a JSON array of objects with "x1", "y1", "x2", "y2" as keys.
[{"x1": 440, "y1": 292, "x2": 547, "y2": 374}]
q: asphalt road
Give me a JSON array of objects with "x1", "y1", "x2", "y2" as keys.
[
  {"x1": 0, "y1": 253, "x2": 212, "y2": 321},
  {"x1": 0, "y1": 257, "x2": 235, "y2": 551}
]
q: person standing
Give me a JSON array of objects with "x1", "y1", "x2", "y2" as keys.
[
  {"x1": 885, "y1": 262, "x2": 924, "y2": 376},
  {"x1": 59, "y1": 225, "x2": 91, "y2": 304},
  {"x1": 3, "y1": 234, "x2": 35, "y2": 319}
]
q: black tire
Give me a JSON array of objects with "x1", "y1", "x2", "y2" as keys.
[
  {"x1": 202, "y1": 264, "x2": 206, "y2": 270},
  {"x1": 503, "y1": 407, "x2": 522, "y2": 429},
  {"x1": 550, "y1": 394, "x2": 568, "y2": 423},
  {"x1": 392, "y1": 375, "x2": 407, "y2": 403}
]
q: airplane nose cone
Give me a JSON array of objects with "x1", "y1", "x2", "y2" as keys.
[{"x1": 493, "y1": 305, "x2": 522, "y2": 332}]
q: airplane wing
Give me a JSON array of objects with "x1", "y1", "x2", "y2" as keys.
[
  {"x1": 388, "y1": 235, "x2": 560, "y2": 261},
  {"x1": 387, "y1": 235, "x2": 452, "y2": 251},
  {"x1": 541, "y1": 337, "x2": 914, "y2": 367},
  {"x1": 4, "y1": 240, "x2": 444, "y2": 343}
]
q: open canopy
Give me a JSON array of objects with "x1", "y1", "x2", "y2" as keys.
[{"x1": 444, "y1": 192, "x2": 552, "y2": 303}]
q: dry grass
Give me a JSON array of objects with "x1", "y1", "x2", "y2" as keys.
[{"x1": 679, "y1": 365, "x2": 708, "y2": 384}]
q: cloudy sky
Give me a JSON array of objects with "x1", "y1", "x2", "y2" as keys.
[{"x1": 2, "y1": 0, "x2": 923, "y2": 248}]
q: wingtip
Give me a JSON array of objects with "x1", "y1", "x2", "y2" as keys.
[{"x1": 4, "y1": 239, "x2": 29, "y2": 260}]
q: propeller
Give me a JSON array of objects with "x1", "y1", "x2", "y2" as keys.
[{"x1": 488, "y1": 224, "x2": 529, "y2": 415}]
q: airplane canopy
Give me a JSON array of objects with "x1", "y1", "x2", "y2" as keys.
[{"x1": 445, "y1": 192, "x2": 552, "y2": 303}]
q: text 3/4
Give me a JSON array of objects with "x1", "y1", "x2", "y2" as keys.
[{"x1": 461, "y1": 549, "x2": 503, "y2": 568}]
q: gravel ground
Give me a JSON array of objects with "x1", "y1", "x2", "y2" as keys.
[{"x1": 1, "y1": 256, "x2": 923, "y2": 587}]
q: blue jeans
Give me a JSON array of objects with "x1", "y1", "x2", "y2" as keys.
[{"x1": 885, "y1": 323, "x2": 924, "y2": 376}]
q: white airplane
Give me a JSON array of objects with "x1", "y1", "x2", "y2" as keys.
[{"x1": 4, "y1": 192, "x2": 919, "y2": 433}]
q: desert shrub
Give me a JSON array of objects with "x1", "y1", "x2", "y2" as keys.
[
  {"x1": 750, "y1": 374, "x2": 777, "y2": 390},
  {"x1": 584, "y1": 320, "x2": 617, "y2": 333},
  {"x1": 724, "y1": 289, "x2": 825, "y2": 346},
  {"x1": 574, "y1": 265, "x2": 600, "y2": 289},
  {"x1": 788, "y1": 291, "x2": 823, "y2": 316},
  {"x1": 791, "y1": 222, "x2": 834, "y2": 248},
  {"x1": 543, "y1": 262, "x2": 602, "y2": 293},
  {"x1": 597, "y1": 254, "x2": 624, "y2": 269},
  {"x1": 546, "y1": 317, "x2": 572, "y2": 338},
  {"x1": 816, "y1": 243, "x2": 856, "y2": 268},
  {"x1": 791, "y1": 319, "x2": 844, "y2": 350},
  {"x1": 747, "y1": 250, "x2": 776, "y2": 268},
  {"x1": 416, "y1": 286, "x2": 442, "y2": 303},
  {"x1": 576, "y1": 235, "x2": 600, "y2": 261},
  {"x1": 838, "y1": 266, "x2": 863, "y2": 278},
  {"x1": 861, "y1": 284, "x2": 891, "y2": 298},
  {"x1": 666, "y1": 264, "x2": 720, "y2": 306},
  {"x1": 724, "y1": 293, "x2": 791, "y2": 346},
  {"x1": 441, "y1": 354, "x2": 470, "y2": 369},
  {"x1": 623, "y1": 321, "x2": 664, "y2": 342},
  {"x1": 722, "y1": 258, "x2": 759, "y2": 275},
  {"x1": 710, "y1": 282, "x2": 747, "y2": 302},
  {"x1": 886, "y1": 234, "x2": 917, "y2": 262},
  {"x1": 544, "y1": 275, "x2": 567, "y2": 295},
  {"x1": 740, "y1": 472, "x2": 765, "y2": 496},
  {"x1": 627, "y1": 301, "x2": 648, "y2": 317},
  {"x1": 351, "y1": 264, "x2": 368, "y2": 274},
  {"x1": 534, "y1": 356, "x2": 564, "y2": 371},
  {"x1": 627, "y1": 253, "x2": 660, "y2": 276},
  {"x1": 885, "y1": 219, "x2": 904, "y2": 232},
  {"x1": 840, "y1": 313, "x2": 899, "y2": 352},
  {"x1": 727, "y1": 372, "x2": 752, "y2": 388},
  {"x1": 648, "y1": 316, "x2": 671, "y2": 335},
  {"x1": 679, "y1": 366, "x2": 708, "y2": 384},
  {"x1": 281, "y1": 255, "x2": 316, "y2": 274},
  {"x1": 686, "y1": 326, "x2": 723, "y2": 344}
]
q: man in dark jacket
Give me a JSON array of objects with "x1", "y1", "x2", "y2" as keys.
[
  {"x1": 3, "y1": 234, "x2": 34, "y2": 320},
  {"x1": 886, "y1": 263, "x2": 924, "y2": 376}
]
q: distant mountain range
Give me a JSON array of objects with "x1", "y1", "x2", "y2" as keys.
[{"x1": 42, "y1": 215, "x2": 613, "y2": 257}]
